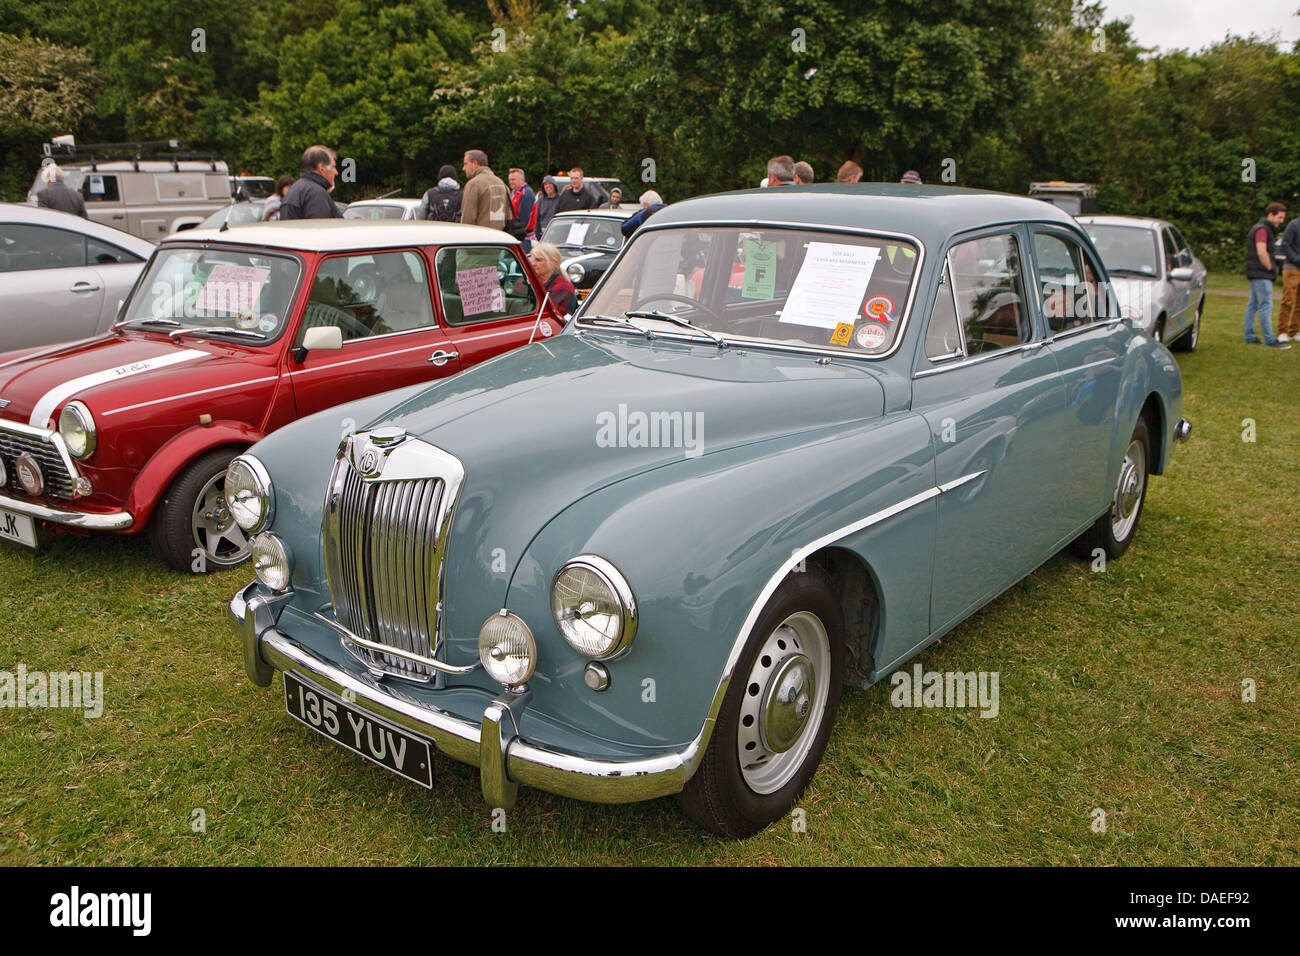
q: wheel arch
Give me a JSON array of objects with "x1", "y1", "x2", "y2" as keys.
[
  {"x1": 1139, "y1": 392, "x2": 1167, "y2": 475},
  {"x1": 124, "y1": 423, "x2": 263, "y2": 527},
  {"x1": 805, "y1": 546, "x2": 883, "y2": 688}
]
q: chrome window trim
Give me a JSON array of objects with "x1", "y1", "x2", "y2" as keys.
[
  {"x1": 923, "y1": 258, "x2": 969, "y2": 366},
  {"x1": 912, "y1": 340, "x2": 1046, "y2": 378},
  {"x1": 576, "y1": 219, "x2": 925, "y2": 362},
  {"x1": 0, "y1": 418, "x2": 84, "y2": 494}
]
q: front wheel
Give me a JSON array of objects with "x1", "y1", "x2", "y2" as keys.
[
  {"x1": 1071, "y1": 417, "x2": 1150, "y2": 561},
  {"x1": 149, "y1": 449, "x2": 250, "y2": 572},
  {"x1": 677, "y1": 566, "x2": 844, "y2": 837}
]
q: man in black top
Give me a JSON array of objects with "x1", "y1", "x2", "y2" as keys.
[
  {"x1": 1243, "y1": 201, "x2": 1288, "y2": 348},
  {"x1": 36, "y1": 164, "x2": 88, "y2": 218},
  {"x1": 554, "y1": 167, "x2": 601, "y2": 213},
  {"x1": 279, "y1": 146, "x2": 343, "y2": 220}
]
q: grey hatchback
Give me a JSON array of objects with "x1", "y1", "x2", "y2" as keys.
[{"x1": 0, "y1": 204, "x2": 155, "y2": 351}]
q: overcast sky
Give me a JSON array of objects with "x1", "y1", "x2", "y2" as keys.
[{"x1": 1101, "y1": 0, "x2": 1300, "y2": 52}]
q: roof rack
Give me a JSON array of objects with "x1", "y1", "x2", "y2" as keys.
[{"x1": 41, "y1": 139, "x2": 224, "y2": 172}]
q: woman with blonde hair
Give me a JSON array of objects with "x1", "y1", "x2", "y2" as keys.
[{"x1": 527, "y1": 241, "x2": 578, "y2": 315}]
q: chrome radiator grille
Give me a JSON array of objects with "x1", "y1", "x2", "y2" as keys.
[
  {"x1": 323, "y1": 433, "x2": 464, "y2": 681},
  {"x1": 0, "y1": 426, "x2": 76, "y2": 499}
]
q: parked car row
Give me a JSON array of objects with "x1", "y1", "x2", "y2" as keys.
[{"x1": 2, "y1": 184, "x2": 1192, "y2": 837}]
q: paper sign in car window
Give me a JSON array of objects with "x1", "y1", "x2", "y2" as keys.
[
  {"x1": 88, "y1": 174, "x2": 105, "y2": 195},
  {"x1": 779, "y1": 243, "x2": 880, "y2": 329},
  {"x1": 195, "y1": 264, "x2": 271, "y2": 313},
  {"x1": 639, "y1": 232, "x2": 686, "y2": 299},
  {"x1": 567, "y1": 223, "x2": 590, "y2": 246},
  {"x1": 456, "y1": 266, "x2": 505, "y2": 316},
  {"x1": 742, "y1": 240, "x2": 778, "y2": 300}
]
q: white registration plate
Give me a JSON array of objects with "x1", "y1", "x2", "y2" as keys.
[{"x1": 0, "y1": 508, "x2": 36, "y2": 548}]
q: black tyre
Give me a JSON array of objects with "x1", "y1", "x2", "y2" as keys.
[
  {"x1": 1071, "y1": 417, "x2": 1150, "y2": 561},
  {"x1": 1170, "y1": 299, "x2": 1202, "y2": 353},
  {"x1": 149, "y1": 449, "x2": 250, "y2": 572},
  {"x1": 677, "y1": 565, "x2": 845, "y2": 838},
  {"x1": 1152, "y1": 315, "x2": 1166, "y2": 345}
]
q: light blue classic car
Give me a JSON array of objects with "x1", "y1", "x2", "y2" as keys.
[{"x1": 228, "y1": 184, "x2": 1190, "y2": 837}]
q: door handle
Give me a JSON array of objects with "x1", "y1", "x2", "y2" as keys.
[
  {"x1": 71, "y1": 282, "x2": 102, "y2": 293},
  {"x1": 427, "y1": 350, "x2": 459, "y2": 366}
]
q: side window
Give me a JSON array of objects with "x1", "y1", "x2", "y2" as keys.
[
  {"x1": 86, "y1": 237, "x2": 142, "y2": 265},
  {"x1": 300, "y1": 251, "x2": 434, "y2": 343},
  {"x1": 80, "y1": 174, "x2": 120, "y2": 203},
  {"x1": 1170, "y1": 227, "x2": 1193, "y2": 268},
  {"x1": 948, "y1": 233, "x2": 1030, "y2": 354},
  {"x1": 924, "y1": 262, "x2": 963, "y2": 361},
  {"x1": 1033, "y1": 232, "x2": 1099, "y2": 331},
  {"x1": 1161, "y1": 229, "x2": 1178, "y2": 273},
  {"x1": 0, "y1": 224, "x2": 86, "y2": 272},
  {"x1": 435, "y1": 247, "x2": 537, "y2": 325}
]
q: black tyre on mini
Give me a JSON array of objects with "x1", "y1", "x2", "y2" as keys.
[{"x1": 149, "y1": 449, "x2": 251, "y2": 573}]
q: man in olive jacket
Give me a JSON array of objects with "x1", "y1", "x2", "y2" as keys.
[
  {"x1": 460, "y1": 149, "x2": 509, "y2": 230},
  {"x1": 279, "y1": 145, "x2": 343, "y2": 220}
]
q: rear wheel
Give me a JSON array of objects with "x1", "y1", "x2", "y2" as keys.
[
  {"x1": 149, "y1": 449, "x2": 250, "y2": 572},
  {"x1": 1171, "y1": 299, "x2": 1202, "y2": 353},
  {"x1": 677, "y1": 566, "x2": 844, "y2": 837},
  {"x1": 1152, "y1": 315, "x2": 1166, "y2": 345},
  {"x1": 1071, "y1": 417, "x2": 1150, "y2": 561}
]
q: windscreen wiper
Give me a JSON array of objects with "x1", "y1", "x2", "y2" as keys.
[
  {"x1": 167, "y1": 327, "x2": 268, "y2": 342},
  {"x1": 625, "y1": 310, "x2": 728, "y2": 349}
]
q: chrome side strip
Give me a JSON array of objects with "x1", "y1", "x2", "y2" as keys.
[{"x1": 938, "y1": 470, "x2": 986, "y2": 493}]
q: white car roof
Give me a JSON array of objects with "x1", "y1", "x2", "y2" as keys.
[
  {"x1": 1077, "y1": 215, "x2": 1167, "y2": 231},
  {"x1": 162, "y1": 219, "x2": 520, "y2": 251},
  {"x1": 0, "y1": 202, "x2": 157, "y2": 254},
  {"x1": 347, "y1": 198, "x2": 423, "y2": 208}
]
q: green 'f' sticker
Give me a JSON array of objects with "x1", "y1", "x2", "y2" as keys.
[{"x1": 742, "y1": 240, "x2": 777, "y2": 300}]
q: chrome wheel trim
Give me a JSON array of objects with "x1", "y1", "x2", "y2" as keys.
[
  {"x1": 736, "y1": 610, "x2": 831, "y2": 795},
  {"x1": 192, "y1": 472, "x2": 250, "y2": 567},
  {"x1": 1110, "y1": 438, "x2": 1147, "y2": 541}
]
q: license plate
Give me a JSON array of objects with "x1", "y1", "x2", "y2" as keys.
[
  {"x1": 0, "y1": 508, "x2": 36, "y2": 548},
  {"x1": 283, "y1": 673, "x2": 434, "y2": 789}
]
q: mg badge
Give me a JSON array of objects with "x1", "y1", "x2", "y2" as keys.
[
  {"x1": 358, "y1": 448, "x2": 380, "y2": 476},
  {"x1": 15, "y1": 452, "x2": 44, "y2": 496}
]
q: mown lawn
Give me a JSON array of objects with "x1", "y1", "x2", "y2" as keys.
[{"x1": 1, "y1": 274, "x2": 1296, "y2": 865}]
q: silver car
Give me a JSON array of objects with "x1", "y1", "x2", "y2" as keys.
[
  {"x1": 0, "y1": 204, "x2": 155, "y2": 351},
  {"x1": 1078, "y1": 215, "x2": 1206, "y2": 351}
]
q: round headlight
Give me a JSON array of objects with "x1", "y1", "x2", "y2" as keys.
[
  {"x1": 478, "y1": 611, "x2": 537, "y2": 687},
  {"x1": 226, "y1": 455, "x2": 274, "y2": 533},
  {"x1": 551, "y1": 555, "x2": 637, "y2": 659},
  {"x1": 251, "y1": 533, "x2": 293, "y2": 592},
  {"x1": 565, "y1": 262, "x2": 585, "y2": 282},
  {"x1": 58, "y1": 401, "x2": 96, "y2": 459}
]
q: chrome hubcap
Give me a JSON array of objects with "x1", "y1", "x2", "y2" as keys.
[
  {"x1": 737, "y1": 611, "x2": 831, "y2": 794},
  {"x1": 192, "y1": 473, "x2": 250, "y2": 566},
  {"x1": 1110, "y1": 439, "x2": 1146, "y2": 540}
]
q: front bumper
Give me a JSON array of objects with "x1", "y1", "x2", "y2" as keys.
[
  {"x1": 230, "y1": 582, "x2": 702, "y2": 808},
  {"x1": 0, "y1": 493, "x2": 133, "y2": 531}
]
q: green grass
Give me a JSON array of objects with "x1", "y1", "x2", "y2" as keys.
[{"x1": 1, "y1": 272, "x2": 1296, "y2": 865}]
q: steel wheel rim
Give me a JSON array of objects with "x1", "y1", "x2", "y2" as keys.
[
  {"x1": 1110, "y1": 438, "x2": 1147, "y2": 541},
  {"x1": 736, "y1": 610, "x2": 831, "y2": 795},
  {"x1": 191, "y1": 472, "x2": 250, "y2": 567}
]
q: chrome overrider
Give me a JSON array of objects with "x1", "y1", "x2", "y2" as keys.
[{"x1": 230, "y1": 581, "x2": 715, "y2": 806}]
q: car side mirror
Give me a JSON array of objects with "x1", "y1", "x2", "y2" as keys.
[
  {"x1": 293, "y1": 325, "x2": 343, "y2": 363},
  {"x1": 1168, "y1": 267, "x2": 1193, "y2": 281}
]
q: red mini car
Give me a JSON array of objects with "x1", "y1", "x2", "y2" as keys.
[{"x1": 0, "y1": 220, "x2": 564, "y2": 570}]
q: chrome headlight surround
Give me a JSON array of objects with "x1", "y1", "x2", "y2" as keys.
[
  {"x1": 58, "y1": 401, "x2": 97, "y2": 460},
  {"x1": 565, "y1": 261, "x2": 585, "y2": 283},
  {"x1": 251, "y1": 533, "x2": 293, "y2": 593},
  {"x1": 0, "y1": 454, "x2": 7, "y2": 488},
  {"x1": 551, "y1": 554, "x2": 638, "y2": 660},
  {"x1": 478, "y1": 610, "x2": 537, "y2": 687},
  {"x1": 226, "y1": 455, "x2": 274, "y2": 534}
]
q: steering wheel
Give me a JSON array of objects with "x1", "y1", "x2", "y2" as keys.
[
  {"x1": 631, "y1": 293, "x2": 721, "y2": 326},
  {"x1": 301, "y1": 302, "x2": 370, "y2": 340}
]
